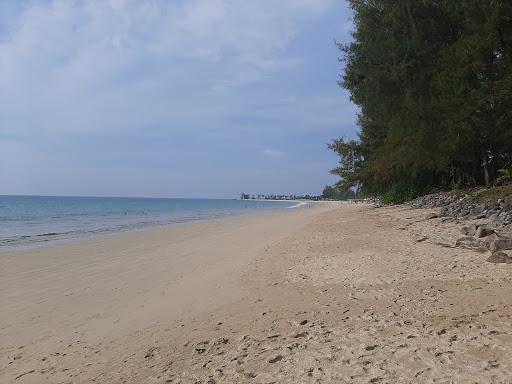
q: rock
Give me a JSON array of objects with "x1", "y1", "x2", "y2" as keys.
[
  {"x1": 489, "y1": 238, "x2": 512, "y2": 252},
  {"x1": 493, "y1": 220, "x2": 505, "y2": 228},
  {"x1": 144, "y1": 347, "x2": 159, "y2": 359},
  {"x1": 482, "y1": 233, "x2": 499, "y2": 249},
  {"x1": 425, "y1": 212, "x2": 438, "y2": 220},
  {"x1": 502, "y1": 201, "x2": 512, "y2": 212},
  {"x1": 461, "y1": 224, "x2": 478, "y2": 237},
  {"x1": 487, "y1": 251, "x2": 512, "y2": 264},
  {"x1": 268, "y1": 355, "x2": 283, "y2": 363},
  {"x1": 475, "y1": 225, "x2": 494, "y2": 238},
  {"x1": 456, "y1": 236, "x2": 486, "y2": 251}
]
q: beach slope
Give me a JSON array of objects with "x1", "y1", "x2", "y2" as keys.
[{"x1": 2, "y1": 203, "x2": 512, "y2": 383}]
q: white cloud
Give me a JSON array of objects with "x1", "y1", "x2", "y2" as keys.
[{"x1": 0, "y1": 0, "x2": 336, "y2": 137}]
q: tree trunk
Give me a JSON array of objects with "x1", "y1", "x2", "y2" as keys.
[{"x1": 482, "y1": 157, "x2": 491, "y2": 188}]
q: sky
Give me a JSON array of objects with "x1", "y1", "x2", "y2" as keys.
[{"x1": 0, "y1": 0, "x2": 358, "y2": 198}]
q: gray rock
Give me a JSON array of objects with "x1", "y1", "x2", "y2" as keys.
[
  {"x1": 502, "y1": 201, "x2": 512, "y2": 212},
  {"x1": 490, "y1": 238, "x2": 512, "y2": 252},
  {"x1": 461, "y1": 224, "x2": 478, "y2": 237},
  {"x1": 456, "y1": 236, "x2": 486, "y2": 251},
  {"x1": 492, "y1": 220, "x2": 504, "y2": 228},
  {"x1": 487, "y1": 251, "x2": 512, "y2": 264},
  {"x1": 475, "y1": 226, "x2": 494, "y2": 238}
]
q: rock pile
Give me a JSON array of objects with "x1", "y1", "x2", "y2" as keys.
[
  {"x1": 410, "y1": 192, "x2": 512, "y2": 227},
  {"x1": 409, "y1": 191, "x2": 512, "y2": 263}
]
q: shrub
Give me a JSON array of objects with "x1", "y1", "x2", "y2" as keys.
[{"x1": 380, "y1": 184, "x2": 418, "y2": 205}]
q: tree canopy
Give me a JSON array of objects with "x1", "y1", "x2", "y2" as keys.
[{"x1": 331, "y1": 0, "x2": 512, "y2": 202}]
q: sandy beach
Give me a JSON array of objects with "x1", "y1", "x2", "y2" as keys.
[{"x1": 2, "y1": 202, "x2": 512, "y2": 383}]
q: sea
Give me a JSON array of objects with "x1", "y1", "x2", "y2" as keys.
[{"x1": 0, "y1": 195, "x2": 305, "y2": 250}]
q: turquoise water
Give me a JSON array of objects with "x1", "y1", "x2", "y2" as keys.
[{"x1": 0, "y1": 195, "x2": 300, "y2": 250}]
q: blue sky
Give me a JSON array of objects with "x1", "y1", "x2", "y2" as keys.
[{"x1": 0, "y1": 0, "x2": 358, "y2": 198}]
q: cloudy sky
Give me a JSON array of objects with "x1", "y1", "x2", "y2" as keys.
[{"x1": 0, "y1": 0, "x2": 357, "y2": 198}]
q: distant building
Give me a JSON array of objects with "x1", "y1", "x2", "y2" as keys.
[{"x1": 241, "y1": 192, "x2": 322, "y2": 201}]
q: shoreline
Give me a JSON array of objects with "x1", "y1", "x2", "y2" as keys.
[
  {"x1": 0, "y1": 199, "x2": 317, "y2": 253},
  {"x1": 3, "y1": 202, "x2": 512, "y2": 382}
]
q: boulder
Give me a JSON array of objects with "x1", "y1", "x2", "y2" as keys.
[
  {"x1": 475, "y1": 225, "x2": 494, "y2": 238},
  {"x1": 487, "y1": 251, "x2": 512, "y2": 264},
  {"x1": 461, "y1": 224, "x2": 478, "y2": 237},
  {"x1": 482, "y1": 233, "x2": 498, "y2": 249},
  {"x1": 502, "y1": 201, "x2": 512, "y2": 212},
  {"x1": 489, "y1": 238, "x2": 512, "y2": 252},
  {"x1": 456, "y1": 236, "x2": 486, "y2": 251}
]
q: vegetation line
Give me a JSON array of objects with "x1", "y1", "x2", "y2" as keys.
[{"x1": 328, "y1": 1, "x2": 512, "y2": 204}]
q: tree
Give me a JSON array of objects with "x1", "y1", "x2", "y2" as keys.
[
  {"x1": 322, "y1": 184, "x2": 355, "y2": 200},
  {"x1": 327, "y1": 138, "x2": 363, "y2": 195},
  {"x1": 331, "y1": 0, "x2": 512, "y2": 200},
  {"x1": 322, "y1": 185, "x2": 336, "y2": 199}
]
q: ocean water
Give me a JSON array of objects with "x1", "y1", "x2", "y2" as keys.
[{"x1": 0, "y1": 195, "x2": 303, "y2": 250}]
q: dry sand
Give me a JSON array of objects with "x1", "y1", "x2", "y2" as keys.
[{"x1": 2, "y1": 203, "x2": 512, "y2": 383}]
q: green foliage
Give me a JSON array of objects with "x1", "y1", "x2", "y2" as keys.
[
  {"x1": 327, "y1": 138, "x2": 363, "y2": 192},
  {"x1": 330, "y1": 0, "x2": 512, "y2": 198},
  {"x1": 496, "y1": 169, "x2": 512, "y2": 186},
  {"x1": 322, "y1": 185, "x2": 336, "y2": 199},
  {"x1": 380, "y1": 184, "x2": 419, "y2": 205},
  {"x1": 470, "y1": 185, "x2": 512, "y2": 203},
  {"x1": 322, "y1": 185, "x2": 355, "y2": 200}
]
